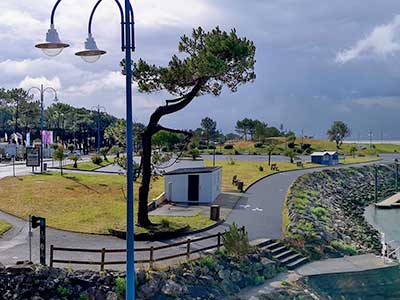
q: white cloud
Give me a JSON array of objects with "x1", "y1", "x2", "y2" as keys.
[
  {"x1": 336, "y1": 15, "x2": 400, "y2": 63},
  {"x1": 353, "y1": 96, "x2": 400, "y2": 109},
  {"x1": 18, "y1": 76, "x2": 62, "y2": 91}
]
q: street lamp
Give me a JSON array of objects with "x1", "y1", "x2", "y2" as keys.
[
  {"x1": 27, "y1": 85, "x2": 58, "y2": 173},
  {"x1": 36, "y1": 1, "x2": 136, "y2": 299},
  {"x1": 91, "y1": 105, "x2": 106, "y2": 153}
]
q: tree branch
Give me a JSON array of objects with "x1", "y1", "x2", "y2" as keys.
[
  {"x1": 165, "y1": 96, "x2": 185, "y2": 106},
  {"x1": 155, "y1": 125, "x2": 193, "y2": 138}
]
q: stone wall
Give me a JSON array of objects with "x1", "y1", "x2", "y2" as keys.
[
  {"x1": 0, "y1": 248, "x2": 278, "y2": 300},
  {"x1": 284, "y1": 165, "x2": 396, "y2": 259}
]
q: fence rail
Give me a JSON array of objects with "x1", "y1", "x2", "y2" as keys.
[{"x1": 50, "y1": 226, "x2": 245, "y2": 270}]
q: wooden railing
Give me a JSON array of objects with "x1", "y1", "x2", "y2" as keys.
[{"x1": 50, "y1": 226, "x2": 245, "y2": 270}]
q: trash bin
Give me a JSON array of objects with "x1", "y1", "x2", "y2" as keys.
[
  {"x1": 43, "y1": 163, "x2": 47, "y2": 171},
  {"x1": 210, "y1": 205, "x2": 220, "y2": 221}
]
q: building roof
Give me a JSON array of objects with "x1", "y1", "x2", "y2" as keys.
[
  {"x1": 165, "y1": 167, "x2": 222, "y2": 175},
  {"x1": 311, "y1": 151, "x2": 338, "y2": 156}
]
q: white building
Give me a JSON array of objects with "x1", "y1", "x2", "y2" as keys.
[{"x1": 164, "y1": 167, "x2": 222, "y2": 204}]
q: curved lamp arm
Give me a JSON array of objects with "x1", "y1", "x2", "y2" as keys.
[
  {"x1": 50, "y1": 0, "x2": 63, "y2": 26},
  {"x1": 26, "y1": 87, "x2": 41, "y2": 95},
  {"x1": 88, "y1": 0, "x2": 135, "y2": 51}
]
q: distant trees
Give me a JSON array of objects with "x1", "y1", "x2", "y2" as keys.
[
  {"x1": 200, "y1": 117, "x2": 217, "y2": 144},
  {"x1": 327, "y1": 121, "x2": 351, "y2": 150},
  {"x1": 236, "y1": 118, "x2": 282, "y2": 141}
]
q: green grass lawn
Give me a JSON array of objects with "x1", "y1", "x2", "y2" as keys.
[
  {"x1": 63, "y1": 160, "x2": 113, "y2": 171},
  {"x1": 340, "y1": 156, "x2": 381, "y2": 165},
  {"x1": 0, "y1": 173, "x2": 212, "y2": 235},
  {"x1": 0, "y1": 220, "x2": 12, "y2": 236},
  {"x1": 207, "y1": 138, "x2": 400, "y2": 156},
  {"x1": 205, "y1": 160, "x2": 322, "y2": 192}
]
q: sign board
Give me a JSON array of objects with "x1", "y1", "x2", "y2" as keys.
[{"x1": 26, "y1": 147, "x2": 40, "y2": 167}]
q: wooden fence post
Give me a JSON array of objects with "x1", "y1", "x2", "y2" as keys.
[
  {"x1": 186, "y1": 239, "x2": 191, "y2": 260},
  {"x1": 217, "y1": 232, "x2": 221, "y2": 251},
  {"x1": 149, "y1": 247, "x2": 154, "y2": 269},
  {"x1": 100, "y1": 248, "x2": 106, "y2": 271},
  {"x1": 50, "y1": 245, "x2": 54, "y2": 267}
]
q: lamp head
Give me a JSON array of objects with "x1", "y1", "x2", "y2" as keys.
[
  {"x1": 35, "y1": 25, "x2": 70, "y2": 57},
  {"x1": 75, "y1": 34, "x2": 106, "y2": 63}
]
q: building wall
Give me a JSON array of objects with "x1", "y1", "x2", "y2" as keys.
[{"x1": 165, "y1": 170, "x2": 221, "y2": 204}]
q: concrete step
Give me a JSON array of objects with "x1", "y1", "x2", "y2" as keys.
[
  {"x1": 270, "y1": 245, "x2": 288, "y2": 256},
  {"x1": 263, "y1": 241, "x2": 282, "y2": 250},
  {"x1": 250, "y1": 238, "x2": 273, "y2": 248},
  {"x1": 274, "y1": 249, "x2": 296, "y2": 260},
  {"x1": 286, "y1": 257, "x2": 309, "y2": 270},
  {"x1": 280, "y1": 253, "x2": 302, "y2": 265}
]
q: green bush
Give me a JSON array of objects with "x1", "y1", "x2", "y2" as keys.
[
  {"x1": 198, "y1": 256, "x2": 217, "y2": 269},
  {"x1": 115, "y1": 277, "x2": 126, "y2": 299},
  {"x1": 91, "y1": 154, "x2": 103, "y2": 165},
  {"x1": 331, "y1": 241, "x2": 357, "y2": 256},
  {"x1": 160, "y1": 219, "x2": 170, "y2": 228},
  {"x1": 223, "y1": 223, "x2": 252, "y2": 258},
  {"x1": 254, "y1": 142, "x2": 264, "y2": 148},
  {"x1": 224, "y1": 144, "x2": 234, "y2": 150},
  {"x1": 311, "y1": 207, "x2": 328, "y2": 220},
  {"x1": 189, "y1": 148, "x2": 200, "y2": 160},
  {"x1": 100, "y1": 147, "x2": 109, "y2": 161},
  {"x1": 259, "y1": 165, "x2": 264, "y2": 172}
]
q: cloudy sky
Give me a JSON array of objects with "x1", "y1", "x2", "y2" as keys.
[{"x1": 2, "y1": 1, "x2": 400, "y2": 139}]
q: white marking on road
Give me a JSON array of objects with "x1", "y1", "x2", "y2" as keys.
[
  {"x1": 252, "y1": 208, "x2": 263, "y2": 212},
  {"x1": 240, "y1": 205, "x2": 251, "y2": 209}
]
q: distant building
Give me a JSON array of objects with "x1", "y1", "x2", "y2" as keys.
[
  {"x1": 164, "y1": 167, "x2": 222, "y2": 204},
  {"x1": 311, "y1": 151, "x2": 339, "y2": 166}
]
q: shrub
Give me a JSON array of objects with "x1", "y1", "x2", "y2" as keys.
[
  {"x1": 234, "y1": 149, "x2": 240, "y2": 155},
  {"x1": 91, "y1": 154, "x2": 103, "y2": 165},
  {"x1": 311, "y1": 207, "x2": 328, "y2": 220},
  {"x1": 223, "y1": 223, "x2": 251, "y2": 258},
  {"x1": 224, "y1": 144, "x2": 234, "y2": 150},
  {"x1": 227, "y1": 157, "x2": 236, "y2": 165},
  {"x1": 115, "y1": 277, "x2": 126, "y2": 299},
  {"x1": 198, "y1": 145, "x2": 208, "y2": 150},
  {"x1": 109, "y1": 145, "x2": 122, "y2": 157},
  {"x1": 67, "y1": 144, "x2": 75, "y2": 152},
  {"x1": 254, "y1": 142, "x2": 264, "y2": 148},
  {"x1": 259, "y1": 166, "x2": 264, "y2": 172},
  {"x1": 331, "y1": 241, "x2": 357, "y2": 256},
  {"x1": 208, "y1": 144, "x2": 216, "y2": 149},
  {"x1": 160, "y1": 219, "x2": 170, "y2": 228},
  {"x1": 198, "y1": 256, "x2": 217, "y2": 269}
]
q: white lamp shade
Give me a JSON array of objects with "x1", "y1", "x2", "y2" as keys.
[{"x1": 75, "y1": 34, "x2": 106, "y2": 63}]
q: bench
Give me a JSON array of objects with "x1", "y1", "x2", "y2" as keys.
[{"x1": 271, "y1": 164, "x2": 279, "y2": 171}]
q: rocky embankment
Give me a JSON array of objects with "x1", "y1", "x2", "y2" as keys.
[
  {"x1": 284, "y1": 165, "x2": 396, "y2": 259},
  {"x1": 0, "y1": 248, "x2": 278, "y2": 300}
]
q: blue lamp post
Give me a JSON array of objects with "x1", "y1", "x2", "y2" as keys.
[
  {"x1": 27, "y1": 85, "x2": 58, "y2": 173},
  {"x1": 91, "y1": 105, "x2": 106, "y2": 154},
  {"x1": 35, "y1": 1, "x2": 136, "y2": 299}
]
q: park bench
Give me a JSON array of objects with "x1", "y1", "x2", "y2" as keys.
[{"x1": 271, "y1": 164, "x2": 279, "y2": 171}]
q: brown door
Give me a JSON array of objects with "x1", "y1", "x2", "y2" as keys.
[{"x1": 188, "y1": 175, "x2": 199, "y2": 201}]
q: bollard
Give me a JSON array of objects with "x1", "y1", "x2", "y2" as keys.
[{"x1": 210, "y1": 205, "x2": 220, "y2": 221}]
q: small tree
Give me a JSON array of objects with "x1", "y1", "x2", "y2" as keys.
[
  {"x1": 100, "y1": 147, "x2": 109, "y2": 161},
  {"x1": 265, "y1": 144, "x2": 276, "y2": 166},
  {"x1": 223, "y1": 223, "x2": 251, "y2": 258},
  {"x1": 129, "y1": 26, "x2": 256, "y2": 227},
  {"x1": 91, "y1": 153, "x2": 103, "y2": 165},
  {"x1": 327, "y1": 121, "x2": 351, "y2": 150},
  {"x1": 67, "y1": 144, "x2": 75, "y2": 152},
  {"x1": 109, "y1": 145, "x2": 122, "y2": 159},
  {"x1": 349, "y1": 145, "x2": 358, "y2": 158},
  {"x1": 189, "y1": 148, "x2": 200, "y2": 160},
  {"x1": 285, "y1": 149, "x2": 297, "y2": 164},
  {"x1": 53, "y1": 145, "x2": 66, "y2": 175},
  {"x1": 69, "y1": 153, "x2": 80, "y2": 168}
]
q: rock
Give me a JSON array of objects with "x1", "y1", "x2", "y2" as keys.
[{"x1": 161, "y1": 279, "x2": 187, "y2": 296}]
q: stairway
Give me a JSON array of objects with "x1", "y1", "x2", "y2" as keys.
[{"x1": 252, "y1": 238, "x2": 309, "y2": 270}]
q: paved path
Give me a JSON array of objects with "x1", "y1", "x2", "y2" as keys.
[{"x1": 0, "y1": 154, "x2": 398, "y2": 269}]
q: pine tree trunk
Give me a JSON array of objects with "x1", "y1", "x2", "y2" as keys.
[{"x1": 137, "y1": 131, "x2": 152, "y2": 227}]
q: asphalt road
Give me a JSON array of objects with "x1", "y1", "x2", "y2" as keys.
[{"x1": 0, "y1": 154, "x2": 398, "y2": 269}]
